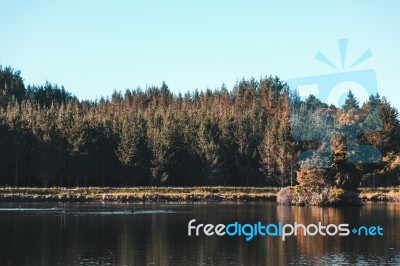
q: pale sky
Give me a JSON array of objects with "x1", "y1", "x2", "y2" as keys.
[{"x1": 0, "y1": 1, "x2": 399, "y2": 108}]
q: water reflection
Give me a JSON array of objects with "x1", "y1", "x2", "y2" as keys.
[{"x1": 0, "y1": 202, "x2": 399, "y2": 265}]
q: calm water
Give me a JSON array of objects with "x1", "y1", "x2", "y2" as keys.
[{"x1": 0, "y1": 202, "x2": 399, "y2": 265}]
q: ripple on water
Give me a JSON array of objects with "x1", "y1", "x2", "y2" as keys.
[{"x1": 0, "y1": 207, "x2": 183, "y2": 216}]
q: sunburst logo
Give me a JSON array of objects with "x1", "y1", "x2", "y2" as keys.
[
  {"x1": 287, "y1": 39, "x2": 378, "y2": 106},
  {"x1": 316, "y1": 39, "x2": 373, "y2": 71}
]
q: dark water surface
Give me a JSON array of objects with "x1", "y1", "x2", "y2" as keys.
[{"x1": 0, "y1": 202, "x2": 399, "y2": 265}]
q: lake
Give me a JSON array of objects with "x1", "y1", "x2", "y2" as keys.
[{"x1": 0, "y1": 202, "x2": 399, "y2": 265}]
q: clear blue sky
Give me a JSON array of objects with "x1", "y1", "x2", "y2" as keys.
[{"x1": 1, "y1": 1, "x2": 399, "y2": 107}]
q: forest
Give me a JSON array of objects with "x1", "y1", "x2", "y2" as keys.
[{"x1": 0, "y1": 65, "x2": 399, "y2": 188}]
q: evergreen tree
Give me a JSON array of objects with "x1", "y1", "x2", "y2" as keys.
[
  {"x1": 0, "y1": 65, "x2": 398, "y2": 188},
  {"x1": 342, "y1": 90, "x2": 359, "y2": 112},
  {"x1": 117, "y1": 114, "x2": 150, "y2": 185}
]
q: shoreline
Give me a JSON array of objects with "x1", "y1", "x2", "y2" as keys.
[
  {"x1": 0, "y1": 187, "x2": 399, "y2": 203},
  {"x1": 0, "y1": 187, "x2": 279, "y2": 203}
]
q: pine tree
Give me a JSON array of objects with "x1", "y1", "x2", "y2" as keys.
[
  {"x1": 342, "y1": 90, "x2": 359, "y2": 112},
  {"x1": 117, "y1": 113, "x2": 150, "y2": 185}
]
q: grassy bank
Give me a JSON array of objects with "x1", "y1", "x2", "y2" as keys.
[
  {"x1": 0, "y1": 187, "x2": 280, "y2": 202},
  {"x1": 1, "y1": 187, "x2": 400, "y2": 202},
  {"x1": 359, "y1": 187, "x2": 400, "y2": 202}
]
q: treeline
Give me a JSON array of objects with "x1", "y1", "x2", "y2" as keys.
[{"x1": 0, "y1": 65, "x2": 399, "y2": 187}]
